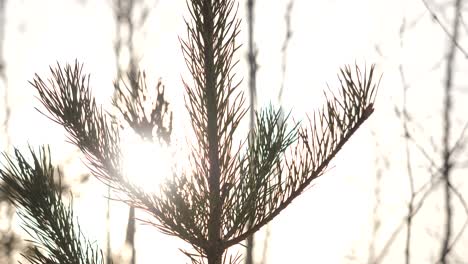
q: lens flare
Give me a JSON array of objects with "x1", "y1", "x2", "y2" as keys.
[{"x1": 120, "y1": 130, "x2": 172, "y2": 194}]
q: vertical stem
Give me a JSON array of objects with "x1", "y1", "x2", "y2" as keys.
[
  {"x1": 0, "y1": 0, "x2": 9, "y2": 152},
  {"x1": 113, "y1": 0, "x2": 144, "y2": 262},
  {"x1": 246, "y1": 0, "x2": 256, "y2": 263},
  {"x1": 278, "y1": 0, "x2": 293, "y2": 109},
  {"x1": 440, "y1": 0, "x2": 462, "y2": 262},
  {"x1": 106, "y1": 187, "x2": 112, "y2": 264},
  {"x1": 368, "y1": 143, "x2": 383, "y2": 264},
  {"x1": 398, "y1": 17, "x2": 414, "y2": 264},
  {"x1": 202, "y1": 1, "x2": 222, "y2": 263},
  {"x1": 107, "y1": 1, "x2": 125, "y2": 260},
  {"x1": 0, "y1": 0, "x2": 7, "y2": 147},
  {"x1": 259, "y1": 227, "x2": 270, "y2": 264},
  {"x1": 247, "y1": 0, "x2": 257, "y2": 129},
  {"x1": 0, "y1": 1, "x2": 14, "y2": 263},
  {"x1": 403, "y1": 89, "x2": 414, "y2": 264},
  {"x1": 126, "y1": 206, "x2": 136, "y2": 264}
]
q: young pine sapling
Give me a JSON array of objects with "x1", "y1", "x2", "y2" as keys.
[{"x1": 0, "y1": 0, "x2": 379, "y2": 263}]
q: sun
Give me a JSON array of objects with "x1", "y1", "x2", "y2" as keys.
[{"x1": 120, "y1": 129, "x2": 173, "y2": 194}]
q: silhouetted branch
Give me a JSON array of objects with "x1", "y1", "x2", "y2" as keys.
[{"x1": 0, "y1": 146, "x2": 104, "y2": 264}]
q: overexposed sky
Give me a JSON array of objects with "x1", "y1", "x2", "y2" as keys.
[{"x1": 3, "y1": 0, "x2": 468, "y2": 263}]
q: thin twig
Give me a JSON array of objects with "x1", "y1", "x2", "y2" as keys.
[{"x1": 420, "y1": 0, "x2": 468, "y2": 58}]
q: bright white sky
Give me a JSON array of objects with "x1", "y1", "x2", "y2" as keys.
[{"x1": 3, "y1": 0, "x2": 467, "y2": 263}]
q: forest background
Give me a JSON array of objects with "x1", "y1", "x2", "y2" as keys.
[{"x1": 1, "y1": 0, "x2": 467, "y2": 263}]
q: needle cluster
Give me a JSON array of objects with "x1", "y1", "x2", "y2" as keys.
[{"x1": 0, "y1": 147, "x2": 104, "y2": 264}]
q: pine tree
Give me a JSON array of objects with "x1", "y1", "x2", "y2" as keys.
[{"x1": 0, "y1": 0, "x2": 379, "y2": 263}]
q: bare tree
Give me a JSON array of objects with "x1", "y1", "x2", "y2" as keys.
[
  {"x1": 367, "y1": 0, "x2": 468, "y2": 263},
  {"x1": 111, "y1": 1, "x2": 154, "y2": 263},
  {"x1": 439, "y1": 0, "x2": 462, "y2": 262}
]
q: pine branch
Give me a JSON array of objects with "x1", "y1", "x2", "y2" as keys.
[
  {"x1": 31, "y1": 62, "x2": 124, "y2": 191},
  {"x1": 30, "y1": 62, "x2": 167, "y2": 222},
  {"x1": 0, "y1": 146, "x2": 104, "y2": 264},
  {"x1": 224, "y1": 64, "x2": 379, "y2": 248},
  {"x1": 223, "y1": 107, "x2": 298, "y2": 240}
]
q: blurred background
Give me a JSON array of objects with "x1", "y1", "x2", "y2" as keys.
[{"x1": 1, "y1": 0, "x2": 468, "y2": 263}]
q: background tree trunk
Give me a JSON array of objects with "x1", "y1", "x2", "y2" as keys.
[{"x1": 246, "y1": 0, "x2": 256, "y2": 263}]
